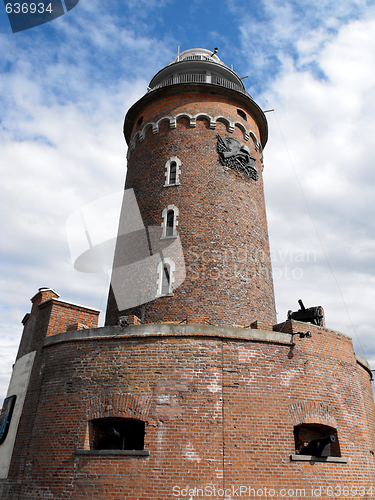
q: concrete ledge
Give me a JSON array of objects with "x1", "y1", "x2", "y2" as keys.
[
  {"x1": 44, "y1": 323, "x2": 294, "y2": 347},
  {"x1": 290, "y1": 455, "x2": 348, "y2": 464},
  {"x1": 75, "y1": 449, "x2": 150, "y2": 457},
  {"x1": 355, "y1": 352, "x2": 373, "y2": 378}
]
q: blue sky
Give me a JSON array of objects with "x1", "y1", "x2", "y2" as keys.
[{"x1": 1, "y1": 0, "x2": 375, "y2": 400}]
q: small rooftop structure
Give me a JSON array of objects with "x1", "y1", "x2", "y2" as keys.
[{"x1": 148, "y1": 47, "x2": 251, "y2": 98}]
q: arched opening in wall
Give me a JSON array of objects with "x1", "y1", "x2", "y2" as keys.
[
  {"x1": 196, "y1": 115, "x2": 211, "y2": 130},
  {"x1": 90, "y1": 418, "x2": 145, "y2": 451},
  {"x1": 166, "y1": 210, "x2": 174, "y2": 237},
  {"x1": 294, "y1": 423, "x2": 341, "y2": 457},
  {"x1": 175, "y1": 115, "x2": 191, "y2": 129},
  {"x1": 137, "y1": 116, "x2": 144, "y2": 127}
]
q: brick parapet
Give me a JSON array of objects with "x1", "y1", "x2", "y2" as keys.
[
  {"x1": 127, "y1": 111, "x2": 261, "y2": 154},
  {"x1": 16, "y1": 292, "x2": 100, "y2": 359},
  {"x1": 42, "y1": 322, "x2": 372, "y2": 381},
  {"x1": 42, "y1": 321, "x2": 374, "y2": 399},
  {"x1": 124, "y1": 83, "x2": 268, "y2": 147},
  {"x1": 43, "y1": 322, "x2": 294, "y2": 347},
  {"x1": 273, "y1": 319, "x2": 358, "y2": 366}
]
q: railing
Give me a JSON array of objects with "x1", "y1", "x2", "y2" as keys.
[
  {"x1": 168, "y1": 54, "x2": 227, "y2": 67},
  {"x1": 149, "y1": 73, "x2": 253, "y2": 99},
  {"x1": 180, "y1": 55, "x2": 209, "y2": 61}
]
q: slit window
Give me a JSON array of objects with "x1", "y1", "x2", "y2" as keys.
[
  {"x1": 156, "y1": 258, "x2": 175, "y2": 296},
  {"x1": 169, "y1": 162, "x2": 177, "y2": 184},
  {"x1": 166, "y1": 211, "x2": 174, "y2": 237},
  {"x1": 90, "y1": 418, "x2": 145, "y2": 451},
  {"x1": 294, "y1": 424, "x2": 341, "y2": 457},
  {"x1": 237, "y1": 109, "x2": 247, "y2": 120}
]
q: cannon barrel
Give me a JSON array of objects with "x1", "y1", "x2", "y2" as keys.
[
  {"x1": 298, "y1": 299, "x2": 306, "y2": 311},
  {"x1": 300, "y1": 434, "x2": 335, "y2": 456}
]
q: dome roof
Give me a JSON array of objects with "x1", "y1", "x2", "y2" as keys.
[
  {"x1": 168, "y1": 48, "x2": 225, "y2": 67},
  {"x1": 149, "y1": 47, "x2": 245, "y2": 92},
  {"x1": 123, "y1": 47, "x2": 268, "y2": 148}
]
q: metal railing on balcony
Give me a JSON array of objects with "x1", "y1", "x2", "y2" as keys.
[{"x1": 149, "y1": 73, "x2": 253, "y2": 99}]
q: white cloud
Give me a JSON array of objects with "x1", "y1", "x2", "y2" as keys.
[
  {"x1": 260, "y1": 15, "x2": 375, "y2": 370},
  {"x1": 0, "y1": 3, "x2": 176, "y2": 400},
  {"x1": 230, "y1": 0, "x2": 375, "y2": 85}
]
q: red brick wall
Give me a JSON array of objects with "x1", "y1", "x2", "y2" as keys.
[
  {"x1": 16, "y1": 288, "x2": 60, "y2": 359},
  {"x1": 17, "y1": 291, "x2": 100, "y2": 359},
  {"x1": 106, "y1": 90, "x2": 277, "y2": 328},
  {"x1": 2, "y1": 322, "x2": 374, "y2": 499},
  {"x1": 1, "y1": 291, "x2": 101, "y2": 500},
  {"x1": 43, "y1": 299, "x2": 99, "y2": 337},
  {"x1": 4, "y1": 79, "x2": 374, "y2": 500}
]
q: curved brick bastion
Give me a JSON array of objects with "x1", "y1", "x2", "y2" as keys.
[
  {"x1": 2, "y1": 48, "x2": 375, "y2": 500},
  {"x1": 2, "y1": 317, "x2": 374, "y2": 499}
]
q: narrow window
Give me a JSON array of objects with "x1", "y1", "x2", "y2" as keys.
[
  {"x1": 90, "y1": 418, "x2": 145, "y2": 451},
  {"x1": 166, "y1": 210, "x2": 174, "y2": 237},
  {"x1": 169, "y1": 162, "x2": 177, "y2": 184},
  {"x1": 156, "y1": 258, "x2": 175, "y2": 296},
  {"x1": 294, "y1": 424, "x2": 341, "y2": 457},
  {"x1": 237, "y1": 109, "x2": 247, "y2": 120},
  {"x1": 161, "y1": 205, "x2": 179, "y2": 238},
  {"x1": 161, "y1": 264, "x2": 171, "y2": 295},
  {"x1": 0, "y1": 395, "x2": 17, "y2": 445},
  {"x1": 137, "y1": 116, "x2": 144, "y2": 127},
  {"x1": 164, "y1": 157, "x2": 181, "y2": 186}
]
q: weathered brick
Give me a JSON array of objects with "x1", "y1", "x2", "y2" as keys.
[{"x1": 2, "y1": 50, "x2": 374, "y2": 500}]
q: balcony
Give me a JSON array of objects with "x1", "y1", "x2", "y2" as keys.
[{"x1": 149, "y1": 73, "x2": 253, "y2": 99}]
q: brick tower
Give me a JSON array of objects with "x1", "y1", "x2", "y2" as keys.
[
  {"x1": 105, "y1": 47, "x2": 276, "y2": 329},
  {"x1": 1, "y1": 49, "x2": 374, "y2": 500}
]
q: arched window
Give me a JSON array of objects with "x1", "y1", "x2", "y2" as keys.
[
  {"x1": 169, "y1": 162, "x2": 177, "y2": 184},
  {"x1": 161, "y1": 264, "x2": 171, "y2": 295},
  {"x1": 237, "y1": 109, "x2": 247, "y2": 121},
  {"x1": 137, "y1": 115, "x2": 144, "y2": 127},
  {"x1": 162, "y1": 205, "x2": 179, "y2": 238},
  {"x1": 164, "y1": 156, "x2": 181, "y2": 186},
  {"x1": 156, "y1": 258, "x2": 175, "y2": 296},
  {"x1": 166, "y1": 210, "x2": 174, "y2": 237},
  {"x1": 90, "y1": 418, "x2": 145, "y2": 451}
]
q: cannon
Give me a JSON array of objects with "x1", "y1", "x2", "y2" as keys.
[
  {"x1": 108, "y1": 427, "x2": 121, "y2": 438},
  {"x1": 287, "y1": 299, "x2": 324, "y2": 326},
  {"x1": 300, "y1": 434, "x2": 336, "y2": 457}
]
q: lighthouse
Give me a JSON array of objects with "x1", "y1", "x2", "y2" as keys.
[
  {"x1": 0, "y1": 48, "x2": 374, "y2": 500},
  {"x1": 105, "y1": 47, "x2": 276, "y2": 329}
]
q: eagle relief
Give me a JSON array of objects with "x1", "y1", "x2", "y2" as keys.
[{"x1": 216, "y1": 134, "x2": 258, "y2": 181}]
